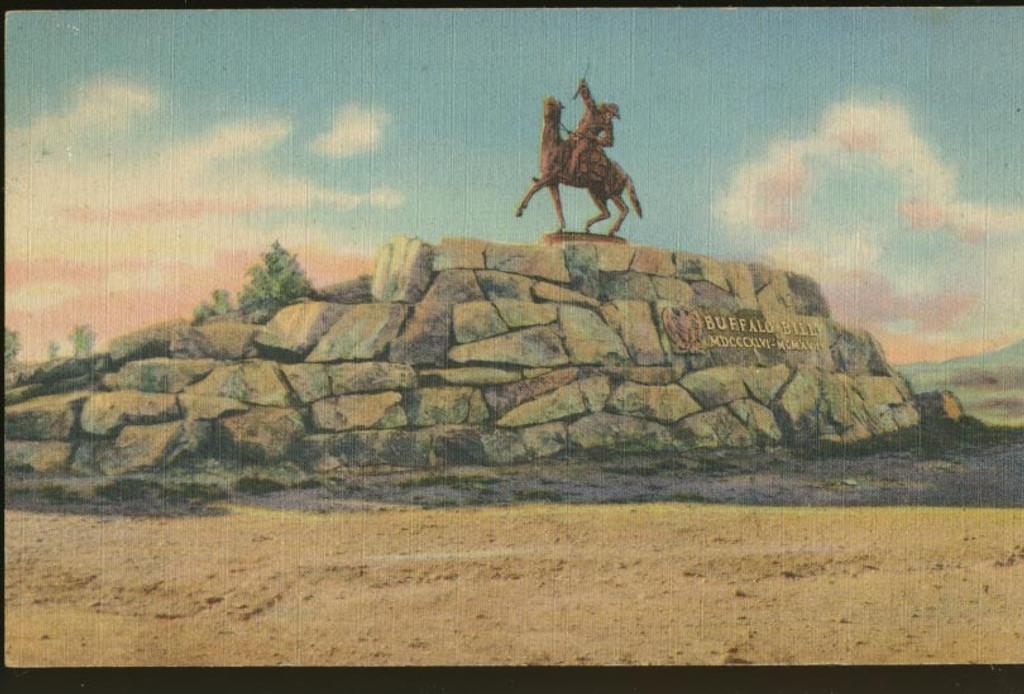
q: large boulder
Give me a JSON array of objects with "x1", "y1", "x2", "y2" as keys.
[
  {"x1": 433, "y1": 237, "x2": 487, "y2": 271},
  {"x1": 676, "y1": 407, "x2": 755, "y2": 448},
  {"x1": 680, "y1": 366, "x2": 750, "y2": 409},
  {"x1": 740, "y1": 364, "x2": 792, "y2": 406},
  {"x1": 914, "y1": 390, "x2": 965, "y2": 424},
  {"x1": 307, "y1": 303, "x2": 408, "y2": 362},
  {"x1": 829, "y1": 325, "x2": 891, "y2": 376},
  {"x1": 602, "y1": 300, "x2": 667, "y2": 366},
  {"x1": 533, "y1": 281, "x2": 601, "y2": 307},
  {"x1": 674, "y1": 252, "x2": 729, "y2": 290},
  {"x1": 4, "y1": 440, "x2": 74, "y2": 473},
  {"x1": 214, "y1": 407, "x2": 306, "y2": 463},
  {"x1": 727, "y1": 399, "x2": 783, "y2": 445},
  {"x1": 101, "y1": 358, "x2": 220, "y2": 393},
  {"x1": 599, "y1": 272, "x2": 658, "y2": 302},
  {"x1": 484, "y1": 242, "x2": 570, "y2": 283},
  {"x1": 497, "y1": 380, "x2": 588, "y2": 428},
  {"x1": 327, "y1": 362, "x2": 418, "y2": 394},
  {"x1": 475, "y1": 270, "x2": 534, "y2": 301},
  {"x1": 98, "y1": 421, "x2": 209, "y2": 474},
  {"x1": 10, "y1": 354, "x2": 112, "y2": 388},
  {"x1": 449, "y1": 326, "x2": 569, "y2": 368},
  {"x1": 630, "y1": 245, "x2": 676, "y2": 277},
  {"x1": 772, "y1": 368, "x2": 823, "y2": 443},
  {"x1": 279, "y1": 364, "x2": 332, "y2": 403},
  {"x1": 185, "y1": 361, "x2": 296, "y2": 407},
  {"x1": 387, "y1": 302, "x2": 451, "y2": 366},
  {"x1": 420, "y1": 367, "x2": 521, "y2": 386},
  {"x1": 405, "y1": 387, "x2": 489, "y2": 426},
  {"x1": 453, "y1": 301, "x2": 509, "y2": 343},
  {"x1": 255, "y1": 301, "x2": 347, "y2": 357},
  {"x1": 5, "y1": 376, "x2": 98, "y2": 407},
  {"x1": 314, "y1": 274, "x2": 373, "y2": 304},
  {"x1": 372, "y1": 236, "x2": 434, "y2": 303},
  {"x1": 421, "y1": 270, "x2": 485, "y2": 304},
  {"x1": 568, "y1": 412, "x2": 679, "y2": 454},
  {"x1": 4, "y1": 391, "x2": 91, "y2": 441},
  {"x1": 562, "y1": 242, "x2": 601, "y2": 298},
  {"x1": 109, "y1": 319, "x2": 190, "y2": 365},
  {"x1": 483, "y1": 367, "x2": 580, "y2": 417},
  {"x1": 606, "y1": 383, "x2": 702, "y2": 424},
  {"x1": 312, "y1": 392, "x2": 408, "y2": 432},
  {"x1": 178, "y1": 393, "x2": 250, "y2": 420},
  {"x1": 80, "y1": 391, "x2": 182, "y2": 436},
  {"x1": 303, "y1": 430, "x2": 432, "y2": 468},
  {"x1": 558, "y1": 305, "x2": 630, "y2": 365},
  {"x1": 492, "y1": 299, "x2": 557, "y2": 329},
  {"x1": 171, "y1": 323, "x2": 261, "y2": 360}
]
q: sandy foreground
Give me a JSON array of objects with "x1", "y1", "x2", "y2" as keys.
[{"x1": 5, "y1": 503, "x2": 1024, "y2": 666}]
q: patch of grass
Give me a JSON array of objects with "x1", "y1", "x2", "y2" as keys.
[
  {"x1": 93, "y1": 478, "x2": 161, "y2": 502},
  {"x1": 233, "y1": 477, "x2": 288, "y2": 495},
  {"x1": 398, "y1": 474, "x2": 499, "y2": 491},
  {"x1": 36, "y1": 483, "x2": 84, "y2": 504},
  {"x1": 513, "y1": 489, "x2": 564, "y2": 503},
  {"x1": 162, "y1": 482, "x2": 230, "y2": 504},
  {"x1": 692, "y1": 458, "x2": 740, "y2": 474},
  {"x1": 600, "y1": 458, "x2": 693, "y2": 477}
]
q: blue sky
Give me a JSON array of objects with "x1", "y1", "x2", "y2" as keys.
[{"x1": 6, "y1": 9, "x2": 1023, "y2": 362}]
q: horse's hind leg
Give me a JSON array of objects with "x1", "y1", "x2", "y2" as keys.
[
  {"x1": 607, "y1": 195, "x2": 629, "y2": 236},
  {"x1": 548, "y1": 184, "x2": 565, "y2": 231},
  {"x1": 584, "y1": 191, "x2": 611, "y2": 233}
]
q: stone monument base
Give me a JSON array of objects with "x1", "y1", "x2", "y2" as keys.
[{"x1": 543, "y1": 231, "x2": 628, "y2": 246}]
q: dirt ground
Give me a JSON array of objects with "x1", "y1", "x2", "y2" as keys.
[{"x1": 6, "y1": 501, "x2": 1023, "y2": 666}]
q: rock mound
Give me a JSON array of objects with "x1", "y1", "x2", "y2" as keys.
[{"x1": 5, "y1": 236, "x2": 923, "y2": 477}]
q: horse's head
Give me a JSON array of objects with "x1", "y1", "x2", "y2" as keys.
[{"x1": 542, "y1": 96, "x2": 563, "y2": 123}]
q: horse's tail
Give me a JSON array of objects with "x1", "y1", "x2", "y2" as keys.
[{"x1": 626, "y1": 176, "x2": 643, "y2": 218}]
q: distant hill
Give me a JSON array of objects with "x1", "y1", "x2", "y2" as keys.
[{"x1": 898, "y1": 340, "x2": 1024, "y2": 427}]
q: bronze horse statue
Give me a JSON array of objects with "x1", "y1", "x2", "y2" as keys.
[{"x1": 515, "y1": 96, "x2": 642, "y2": 236}]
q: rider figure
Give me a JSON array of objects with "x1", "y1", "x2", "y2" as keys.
[{"x1": 568, "y1": 78, "x2": 619, "y2": 180}]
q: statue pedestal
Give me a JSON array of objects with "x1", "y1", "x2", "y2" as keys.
[{"x1": 542, "y1": 231, "x2": 628, "y2": 246}]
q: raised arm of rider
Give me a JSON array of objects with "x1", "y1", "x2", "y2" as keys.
[{"x1": 578, "y1": 80, "x2": 597, "y2": 111}]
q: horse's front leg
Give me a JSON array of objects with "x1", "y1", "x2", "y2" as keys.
[
  {"x1": 584, "y1": 190, "x2": 610, "y2": 233},
  {"x1": 607, "y1": 195, "x2": 629, "y2": 236},
  {"x1": 548, "y1": 185, "x2": 565, "y2": 231},
  {"x1": 515, "y1": 177, "x2": 549, "y2": 217}
]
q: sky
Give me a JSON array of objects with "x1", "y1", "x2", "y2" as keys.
[{"x1": 6, "y1": 8, "x2": 1023, "y2": 364}]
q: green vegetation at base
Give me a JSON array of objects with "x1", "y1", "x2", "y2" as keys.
[
  {"x1": 398, "y1": 474, "x2": 500, "y2": 491},
  {"x1": 513, "y1": 489, "x2": 564, "y2": 502}
]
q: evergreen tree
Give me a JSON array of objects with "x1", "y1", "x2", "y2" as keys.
[
  {"x1": 5, "y1": 327, "x2": 21, "y2": 366},
  {"x1": 69, "y1": 324, "x2": 97, "y2": 358},
  {"x1": 193, "y1": 288, "x2": 235, "y2": 324},
  {"x1": 238, "y1": 241, "x2": 313, "y2": 319}
]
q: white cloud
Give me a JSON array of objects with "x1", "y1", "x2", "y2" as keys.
[
  {"x1": 716, "y1": 96, "x2": 1024, "y2": 359},
  {"x1": 5, "y1": 82, "x2": 405, "y2": 267},
  {"x1": 16, "y1": 79, "x2": 158, "y2": 158},
  {"x1": 311, "y1": 103, "x2": 390, "y2": 157},
  {"x1": 717, "y1": 98, "x2": 1022, "y2": 242}
]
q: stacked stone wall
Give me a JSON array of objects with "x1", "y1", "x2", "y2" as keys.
[{"x1": 4, "y1": 237, "x2": 921, "y2": 476}]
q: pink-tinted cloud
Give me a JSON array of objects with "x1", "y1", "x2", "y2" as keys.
[
  {"x1": 6, "y1": 249, "x2": 373, "y2": 361},
  {"x1": 822, "y1": 271, "x2": 978, "y2": 333}
]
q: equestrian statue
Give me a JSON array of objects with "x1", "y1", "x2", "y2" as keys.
[{"x1": 515, "y1": 78, "x2": 642, "y2": 237}]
